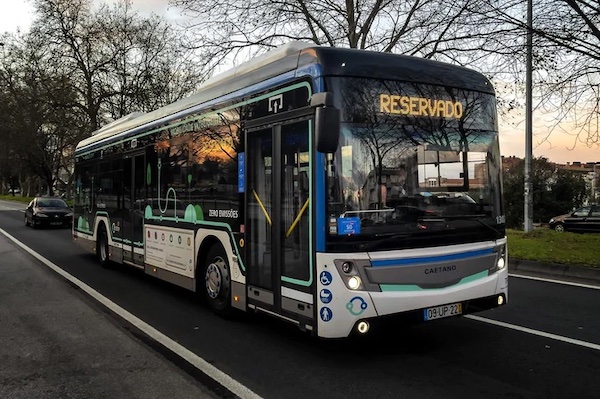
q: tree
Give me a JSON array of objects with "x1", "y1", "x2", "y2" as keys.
[
  {"x1": 471, "y1": 0, "x2": 600, "y2": 150},
  {"x1": 0, "y1": 0, "x2": 205, "y2": 197},
  {"x1": 170, "y1": 0, "x2": 516, "y2": 75},
  {"x1": 0, "y1": 32, "x2": 84, "y2": 196},
  {"x1": 32, "y1": 0, "x2": 204, "y2": 132},
  {"x1": 502, "y1": 156, "x2": 588, "y2": 228}
]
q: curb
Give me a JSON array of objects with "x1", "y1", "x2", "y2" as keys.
[{"x1": 509, "y1": 258, "x2": 600, "y2": 285}]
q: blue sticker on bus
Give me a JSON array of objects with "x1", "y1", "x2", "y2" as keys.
[
  {"x1": 337, "y1": 217, "x2": 361, "y2": 235},
  {"x1": 319, "y1": 289, "x2": 332, "y2": 304},
  {"x1": 320, "y1": 271, "x2": 333, "y2": 286},
  {"x1": 238, "y1": 152, "x2": 245, "y2": 193},
  {"x1": 320, "y1": 307, "x2": 333, "y2": 322}
]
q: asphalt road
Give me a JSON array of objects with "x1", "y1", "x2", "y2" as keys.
[{"x1": 1, "y1": 199, "x2": 600, "y2": 399}]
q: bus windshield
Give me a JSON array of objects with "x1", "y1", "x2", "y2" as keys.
[{"x1": 326, "y1": 77, "x2": 504, "y2": 252}]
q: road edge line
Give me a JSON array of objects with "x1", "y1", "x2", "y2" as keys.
[
  {"x1": 509, "y1": 273, "x2": 600, "y2": 290},
  {"x1": 466, "y1": 314, "x2": 600, "y2": 351}
]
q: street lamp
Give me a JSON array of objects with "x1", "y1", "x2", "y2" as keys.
[
  {"x1": 593, "y1": 163, "x2": 598, "y2": 203},
  {"x1": 524, "y1": 0, "x2": 534, "y2": 232}
]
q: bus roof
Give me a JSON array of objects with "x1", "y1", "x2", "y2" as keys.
[{"x1": 76, "y1": 43, "x2": 493, "y2": 152}]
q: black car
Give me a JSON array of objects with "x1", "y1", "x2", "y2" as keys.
[
  {"x1": 25, "y1": 197, "x2": 73, "y2": 228},
  {"x1": 549, "y1": 205, "x2": 600, "y2": 233}
]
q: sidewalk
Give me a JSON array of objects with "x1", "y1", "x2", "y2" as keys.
[
  {"x1": 509, "y1": 258, "x2": 600, "y2": 286},
  {"x1": 0, "y1": 233, "x2": 216, "y2": 399}
]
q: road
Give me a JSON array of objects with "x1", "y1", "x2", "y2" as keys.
[{"x1": 1, "y1": 199, "x2": 599, "y2": 399}]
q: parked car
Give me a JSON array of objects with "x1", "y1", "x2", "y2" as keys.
[
  {"x1": 25, "y1": 197, "x2": 73, "y2": 228},
  {"x1": 549, "y1": 205, "x2": 600, "y2": 233}
]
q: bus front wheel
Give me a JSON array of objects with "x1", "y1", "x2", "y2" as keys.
[{"x1": 203, "y1": 245, "x2": 232, "y2": 316}]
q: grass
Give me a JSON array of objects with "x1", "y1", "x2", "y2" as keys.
[
  {"x1": 0, "y1": 194, "x2": 34, "y2": 204},
  {"x1": 0, "y1": 194, "x2": 73, "y2": 207},
  {"x1": 507, "y1": 228, "x2": 600, "y2": 268}
]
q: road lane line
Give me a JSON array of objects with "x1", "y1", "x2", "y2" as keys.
[
  {"x1": 0, "y1": 227, "x2": 262, "y2": 399},
  {"x1": 509, "y1": 273, "x2": 600, "y2": 290},
  {"x1": 466, "y1": 315, "x2": 600, "y2": 351}
]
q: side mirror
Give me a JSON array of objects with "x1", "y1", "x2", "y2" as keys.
[{"x1": 310, "y1": 92, "x2": 340, "y2": 154}]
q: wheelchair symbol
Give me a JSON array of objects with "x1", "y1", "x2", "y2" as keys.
[{"x1": 320, "y1": 271, "x2": 333, "y2": 286}]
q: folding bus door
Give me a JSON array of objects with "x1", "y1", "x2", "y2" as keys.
[
  {"x1": 245, "y1": 119, "x2": 314, "y2": 320},
  {"x1": 122, "y1": 152, "x2": 146, "y2": 266}
]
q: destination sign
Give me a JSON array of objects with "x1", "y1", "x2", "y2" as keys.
[{"x1": 380, "y1": 94, "x2": 463, "y2": 119}]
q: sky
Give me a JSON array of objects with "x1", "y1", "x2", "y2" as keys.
[{"x1": 2, "y1": 0, "x2": 599, "y2": 165}]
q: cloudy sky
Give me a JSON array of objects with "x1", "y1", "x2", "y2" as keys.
[{"x1": 2, "y1": 0, "x2": 599, "y2": 164}]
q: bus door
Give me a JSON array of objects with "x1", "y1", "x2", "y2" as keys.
[
  {"x1": 122, "y1": 152, "x2": 146, "y2": 266},
  {"x1": 246, "y1": 119, "x2": 314, "y2": 321},
  {"x1": 97, "y1": 158, "x2": 124, "y2": 262}
]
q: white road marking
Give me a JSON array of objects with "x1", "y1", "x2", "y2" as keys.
[
  {"x1": 466, "y1": 315, "x2": 600, "y2": 351},
  {"x1": 0, "y1": 228, "x2": 262, "y2": 399},
  {"x1": 509, "y1": 273, "x2": 600, "y2": 290}
]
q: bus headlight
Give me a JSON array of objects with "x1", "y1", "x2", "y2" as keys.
[
  {"x1": 497, "y1": 245, "x2": 507, "y2": 271},
  {"x1": 334, "y1": 259, "x2": 367, "y2": 291},
  {"x1": 497, "y1": 257, "x2": 506, "y2": 270},
  {"x1": 348, "y1": 276, "x2": 361, "y2": 290}
]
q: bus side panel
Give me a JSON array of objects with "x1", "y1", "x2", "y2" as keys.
[{"x1": 73, "y1": 230, "x2": 96, "y2": 255}]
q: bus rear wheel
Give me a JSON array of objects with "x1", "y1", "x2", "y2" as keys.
[
  {"x1": 97, "y1": 225, "x2": 110, "y2": 267},
  {"x1": 203, "y1": 246, "x2": 232, "y2": 316}
]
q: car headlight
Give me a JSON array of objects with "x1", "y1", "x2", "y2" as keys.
[
  {"x1": 65, "y1": 212, "x2": 73, "y2": 217},
  {"x1": 36, "y1": 213, "x2": 49, "y2": 218},
  {"x1": 549, "y1": 218, "x2": 555, "y2": 223}
]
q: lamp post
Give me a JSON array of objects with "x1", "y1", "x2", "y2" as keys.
[
  {"x1": 593, "y1": 163, "x2": 597, "y2": 204},
  {"x1": 524, "y1": 0, "x2": 534, "y2": 232}
]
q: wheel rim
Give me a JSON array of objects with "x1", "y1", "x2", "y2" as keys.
[
  {"x1": 555, "y1": 224, "x2": 564, "y2": 232},
  {"x1": 205, "y1": 256, "x2": 229, "y2": 304}
]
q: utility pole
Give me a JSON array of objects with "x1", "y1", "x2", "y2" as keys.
[
  {"x1": 593, "y1": 163, "x2": 597, "y2": 203},
  {"x1": 524, "y1": 0, "x2": 534, "y2": 232}
]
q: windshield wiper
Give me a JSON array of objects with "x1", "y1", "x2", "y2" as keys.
[{"x1": 444, "y1": 214, "x2": 504, "y2": 238}]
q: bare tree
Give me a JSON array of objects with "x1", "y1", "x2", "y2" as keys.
[
  {"x1": 32, "y1": 0, "x2": 205, "y2": 131},
  {"x1": 0, "y1": 0, "x2": 205, "y2": 197},
  {"x1": 171, "y1": 0, "x2": 513, "y2": 74},
  {"x1": 470, "y1": 0, "x2": 600, "y2": 149}
]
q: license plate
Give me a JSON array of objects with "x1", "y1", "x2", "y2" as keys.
[
  {"x1": 423, "y1": 302, "x2": 462, "y2": 321},
  {"x1": 50, "y1": 222, "x2": 62, "y2": 225}
]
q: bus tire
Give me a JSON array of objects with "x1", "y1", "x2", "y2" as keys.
[
  {"x1": 203, "y1": 245, "x2": 232, "y2": 316},
  {"x1": 97, "y1": 224, "x2": 111, "y2": 267}
]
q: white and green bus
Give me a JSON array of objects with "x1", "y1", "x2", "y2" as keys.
[{"x1": 73, "y1": 42, "x2": 508, "y2": 338}]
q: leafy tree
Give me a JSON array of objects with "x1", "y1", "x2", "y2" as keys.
[{"x1": 502, "y1": 156, "x2": 588, "y2": 228}]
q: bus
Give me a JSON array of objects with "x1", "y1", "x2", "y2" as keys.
[{"x1": 73, "y1": 42, "x2": 507, "y2": 338}]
